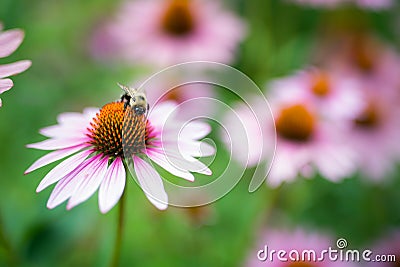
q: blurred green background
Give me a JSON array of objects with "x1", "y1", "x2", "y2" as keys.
[{"x1": 0, "y1": 0, "x2": 399, "y2": 266}]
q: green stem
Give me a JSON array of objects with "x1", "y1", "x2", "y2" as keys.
[{"x1": 109, "y1": 189, "x2": 126, "y2": 267}]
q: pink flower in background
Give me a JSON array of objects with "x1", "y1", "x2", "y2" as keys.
[
  {"x1": 245, "y1": 228, "x2": 349, "y2": 267},
  {"x1": 223, "y1": 77, "x2": 356, "y2": 187},
  {"x1": 266, "y1": 87, "x2": 356, "y2": 186},
  {"x1": 290, "y1": 0, "x2": 345, "y2": 8},
  {"x1": 26, "y1": 100, "x2": 214, "y2": 213},
  {"x1": 132, "y1": 75, "x2": 216, "y2": 121},
  {"x1": 269, "y1": 68, "x2": 363, "y2": 120},
  {"x1": 325, "y1": 35, "x2": 400, "y2": 92},
  {"x1": 354, "y1": 0, "x2": 393, "y2": 9},
  {"x1": 290, "y1": 0, "x2": 393, "y2": 9},
  {"x1": 0, "y1": 23, "x2": 31, "y2": 107},
  {"x1": 366, "y1": 230, "x2": 400, "y2": 267},
  {"x1": 343, "y1": 87, "x2": 400, "y2": 181},
  {"x1": 221, "y1": 97, "x2": 268, "y2": 168},
  {"x1": 90, "y1": 0, "x2": 246, "y2": 66}
]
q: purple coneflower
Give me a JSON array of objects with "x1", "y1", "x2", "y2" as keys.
[
  {"x1": 344, "y1": 88, "x2": 400, "y2": 180},
  {"x1": 90, "y1": 0, "x2": 246, "y2": 66},
  {"x1": 223, "y1": 75, "x2": 356, "y2": 187},
  {"x1": 267, "y1": 91, "x2": 356, "y2": 186},
  {"x1": 0, "y1": 23, "x2": 31, "y2": 107},
  {"x1": 269, "y1": 68, "x2": 363, "y2": 120},
  {"x1": 26, "y1": 100, "x2": 213, "y2": 213}
]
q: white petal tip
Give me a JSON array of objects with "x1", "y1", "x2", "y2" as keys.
[
  {"x1": 46, "y1": 203, "x2": 56, "y2": 209},
  {"x1": 202, "y1": 169, "x2": 212, "y2": 176},
  {"x1": 36, "y1": 185, "x2": 44, "y2": 193},
  {"x1": 99, "y1": 208, "x2": 109, "y2": 214},
  {"x1": 99, "y1": 204, "x2": 114, "y2": 214},
  {"x1": 154, "y1": 203, "x2": 168, "y2": 210}
]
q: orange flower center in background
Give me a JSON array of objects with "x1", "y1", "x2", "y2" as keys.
[
  {"x1": 163, "y1": 87, "x2": 184, "y2": 102},
  {"x1": 286, "y1": 262, "x2": 316, "y2": 267},
  {"x1": 160, "y1": 0, "x2": 195, "y2": 37},
  {"x1": 88, "y1": 102, "x2": 149, "y2": 158},
  {"x1": 275, "y1": 104, "x2": 315, "y2": 142},
  {"x1": 354, "y1": 102, "x2": 380, "y2": 129},
  {"x1": 311, "y1": 71, "x2": 331, "y2": 97},
  {"x1": 350, "y1": 37, "x2": 377, "y2": 72}
]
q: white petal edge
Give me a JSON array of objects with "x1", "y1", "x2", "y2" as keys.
[
  {"x1": 179, "y1": 121, "x2": 212, "y2": 140},
  {"x1": 67, "y1": 156, "x2": 109, "y2": 210},
  {"x1": 46, "y1": 155, "x2": 98, "y2": 209},
  {"x1": 25, "y1": 144, "x2": 88, "y2": 174},
  {"x1": 147, "y1": 150, "x2": 195, "y2": 182},
  {"x1": 98, "y1": 157, "x2": 126, "y2": 213},
  {"x1": 0, "y1": 78, "x2": 13, "y2": 94},
  {"x1": 27, "y1": 137, "x2": 88, "y2": 150},
  {"x1": 133, "y1": 156, "x2": 168, "y2": 210},
  {"x1": 39, "y1": 124, "x2": 88, "y2": 138},
  {"x1": 0, "y1": 29, "x2": 24, "y2": 58},
  {"x1": 158, "y1": 148, "x2": 212, "y2": 175},
  {"x1": 36, "y1": 149, "x2": 92, "y2": 192},
  {"x1": 0, "y1": 60, "x2": 31, "y2": 79}
]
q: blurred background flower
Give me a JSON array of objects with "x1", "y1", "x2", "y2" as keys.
[
  {"x1": 0, "y1": 23, "x2": 31, "y2": 107},
  {"x1": 0, "y1": 0, "x2": 399, "y2": 266},
  {"x1": 90, "y1": 0, "x2": 247, "y2": 67}
]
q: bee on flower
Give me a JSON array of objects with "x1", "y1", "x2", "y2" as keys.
[{"x1": 25, "y1": 84, "x2": 214, "y2": 213}]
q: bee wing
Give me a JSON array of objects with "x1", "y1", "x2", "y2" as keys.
[{"x1": 117, "y1": 82, "x2": 138, "y2": 97}]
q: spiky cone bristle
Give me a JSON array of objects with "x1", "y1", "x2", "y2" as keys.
[{"x1": 122, "y1": 107, "x2": 147, "y2": 157}]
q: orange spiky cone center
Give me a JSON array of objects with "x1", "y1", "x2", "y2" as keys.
[
  {"x1": 87, "y1": 102, "x2": 152, "y2": 158},
  {"x1": 276, "y1": 104, "x2": 316, "y2": 142}
]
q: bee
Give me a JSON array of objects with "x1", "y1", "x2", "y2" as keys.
[
  {"x1": 118, "y1": 83, "x2": 149, "y2": 155},
  {"x1": 117, "y1": 83, "x2": 149, "y2": 115}
]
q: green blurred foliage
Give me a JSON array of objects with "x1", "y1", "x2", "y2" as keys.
[{"x1": 0, "y1": 0, "x2": 399, "y2": 266}]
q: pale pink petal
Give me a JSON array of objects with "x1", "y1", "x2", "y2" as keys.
[
  {"x1": 67, "y1": 156, "x2": 109, "y2": 210},
  {"x1": 147, "y1": 149, "x2": 195, "y2": 181},
  {"x1": 27, "y1": 137, "x2": 88, "y2": 150},
  {"x1": 25, "y1": 144, "x2": 88, "y2": 174},
  {"x1": 133, "y1": 156, "x2": 168, "y2": 210},
  {"x1": 177, "y1": 140, "x2": 215, "y2": 158},
  {"x1": 83, "y1": 107, "x2": 99, "y2": 119},
  {"x1": 160, "y1": 148, "x2": 212, "y2": 175},
  {"x1": 99, "y1": 157, "x2": 126, "y2": 213},
  {"x1": 57, "y1": 112, "x2": 92, "y2": 125},
  {"x1": 0, "y1": 60, "x2": 31, "y2": 78},
  {"x1": 0, "y1": 29, "x2": 24, "y2": 58},
  {"x1": 46, "y1": 155, "x2": 98, "y2": 209},
  {"x1": 179, "y1": 121, "x2": 212, "y2": 140},
  {"x1": 0, "y1": 78, "x2": 13, "y2": 94},
  {"x1": 36, "y1": 150, "x2": 92, "y2": 192},
  {"x1": 147, "y1": 101, "x2": 177, "y2": 128},
  {"x1": 39, "y1": 124, "x2": 88, "y2": 138}
]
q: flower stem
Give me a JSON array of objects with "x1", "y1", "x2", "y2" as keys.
[{"x1": 109, "y1": 189, "x2": 126, "y2": 267}]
